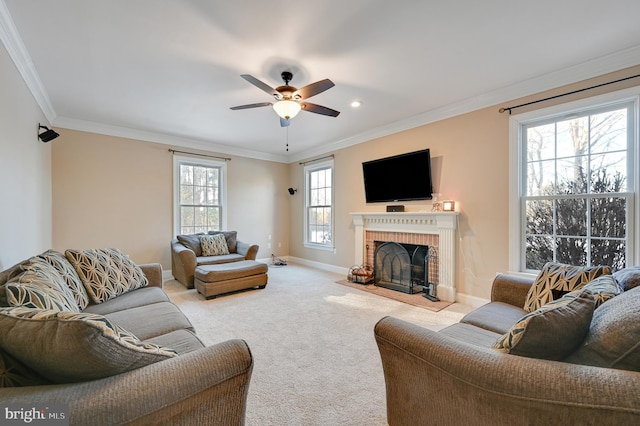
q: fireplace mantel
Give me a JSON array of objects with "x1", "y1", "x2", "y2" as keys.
[{"x1": 350, "y1": 211, "x2": 459, "y2": 302}]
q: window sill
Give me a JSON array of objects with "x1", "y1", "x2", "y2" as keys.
[{"x1": 304, "y1": 243, "x2": 334, "y2": 252}]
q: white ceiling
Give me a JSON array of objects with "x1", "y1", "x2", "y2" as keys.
[{"x1": 3, "y1": 0, "x2": 640, "y2": 163}]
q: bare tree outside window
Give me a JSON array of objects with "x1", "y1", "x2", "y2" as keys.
[
  {"x1": 523, "y1": 104, "x2": 631, "y2": 271},
  {"x1": 179, "y1": 163, "x2": 221, "y2": 234}
]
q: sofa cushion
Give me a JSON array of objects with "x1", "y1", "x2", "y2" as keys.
[
  {"x1": 197, "y1": 253, "x2": 246, "y2": 266},
  {"x1": 493, "y1": 289, "x2": 595, "y2": 360},
  {"x1": 0, "y1": 307, "x2": 177, "y2": 384},
  {"x1": 613, "y1": 266, "x2": 640, "y2": 290},
  {"x1": 65, "y1": 248, "x2": 148, "y2": 304},
  {"x1": 6, "y1": 258, "x2": 79, "y2": 312},
  {"x1": 177, "y1": 233, "x2": 205, "y2": 256},
  {"x1": 199, "y1": 234, "x2": 229, "y2": 256},
  {"x1": 103, "y1": 301, "x2": 195, "y2": 340},
  {"x1": 0, "y1": 348, "x2": 50, "y2": 387},
  {"x1": 38, "y1": 249, "x2": 89, "y2": 310},
  {"x1": 439, "y1": 323, "x2": 503, "y2": 348},
  {"x1": 565, "y1": 286, "x2": 640, "y2": 371},
  {"x1": 208, "y1": 231, "x2": 238, "y2": 253},
  {"x1": 144, "y1": 329, "x2": 205, "y2": 355},
  {"x1": 524, "y1": 262, "x2": 610, "y2": 312},
  {"x1": 83, "y1": 287, "x2": 169, "y2": 315},
  {"x1": 460, "y1": 302, "x2": 527, "y2": 335}
]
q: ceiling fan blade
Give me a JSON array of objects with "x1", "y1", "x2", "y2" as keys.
[
  {"x1": 280, "y1": 117, "x2": 290, "y2": 127},
  {"x1": 300, "y1": 102, "x2": 340, "y2": 117},
  {"x1": 240, "y1": 74, "x2": 279, "y2": 98},
  {"x1": 294, "y1": 79, "x2": 335, "y2": 100},
  {"x1": 230, "y1": 102, "x2": 272, "y2": 110}
]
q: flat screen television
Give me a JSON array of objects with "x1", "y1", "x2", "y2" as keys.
[{"x1": 362, "y1": 149, "x2": 433, "y2": 203}]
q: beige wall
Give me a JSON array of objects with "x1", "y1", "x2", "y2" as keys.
[
  {"x1": 52, "y1": 130, "x2": 289, "y2": 269},
  {"x1": 0, "y1": 42, "x2": 52, "y2": 269},
  {"x1": 289, "y1": 65, "x2": 640, "y2": 302}
]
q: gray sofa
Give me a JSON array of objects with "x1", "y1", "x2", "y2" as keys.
[
  {"x1": 0, "y1": 249, "x2": 253, "y2": 425},
  {"x1": 171, "y1": 231, "x2": 259, "y2": 288},
  {"x1": 375, "y1": 267, "x2": 640, "y2": 425}
]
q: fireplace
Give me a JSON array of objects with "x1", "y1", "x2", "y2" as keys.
[
  {"x1": 373, "y1": 241, "x2": 432, "y2": 294},
  {"x1": 350, "y1": 212, "x2": 459, "y2": 302}
]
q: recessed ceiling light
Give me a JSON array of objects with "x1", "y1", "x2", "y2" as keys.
[{"x1": 350, "y1": 100, "x2": 362, "y2": 108}]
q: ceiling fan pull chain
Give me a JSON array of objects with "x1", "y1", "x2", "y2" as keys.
[{"x1": 286, "y1": 126, "x2": 289, "y2": 152}]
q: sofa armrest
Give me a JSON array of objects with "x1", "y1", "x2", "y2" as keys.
[
  {"x1": 171, "y1": 239, "x2": 197, "y2": 288},
  {"x1": 490, "y1": 273, "x2": 535, "y2": 307},
  {"x1": 139, "y1": 263, "x2": 163, "y2": 288},
  {"x1": 0, "y1": 339, "x2": 253, "y2": 426},
  {"x1": 374, "y1": 316, "x2": 640, "y2": 426},
  {"x1": 236, "y1": 240, "x2": 259, "y2": 260}
]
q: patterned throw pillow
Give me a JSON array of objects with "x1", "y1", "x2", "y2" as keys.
[
  {"x1": 493, "y1": 290, "x2": 595, "y2": 360},
  {"x1": 65, "y1": 248, "x2": 148, "y2": 304},
  {"x1": 208, "y1": 231, "x2": 238, "y2": 253},
  {"x1": 5, "y1": 258, "x2": 79, "y2": 312},
  {"x1": 199, "y1": 234, "x2": 230, "y2": 256},
  {"x1": 523, "y1": 262, "x2": 611, "y2": 312},
  {"x1": 567, "y1": 274, "x2": 620, "y2": 309},
  {"x1": 38, "y1": 250, "x2": 89, "y2": 310},
  {"x1": 0, "y1": 307, "x2": 177, "y2": 383}
]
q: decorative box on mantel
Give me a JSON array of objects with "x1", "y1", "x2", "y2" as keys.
[{"x1": 350, "y1": 211, "x2": 459, "y2": 302}]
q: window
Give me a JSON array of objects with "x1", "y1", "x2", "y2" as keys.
[
  {"x1": 173, "y1": 156, "x2": 226, "y2": 235},
  {"x1": 510, "y1": 90, "x2": 638, "y2": 273},
  {"x1": 304, "y1": 160, "x2": 334, "y2": 249}
]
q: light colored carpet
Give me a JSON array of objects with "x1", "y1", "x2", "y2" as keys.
[{"x1": 164, "y1": 262, "x2": 473, "y2": 426}]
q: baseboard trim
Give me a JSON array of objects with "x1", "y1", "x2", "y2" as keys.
[
  {"x1": 162, "y1": 269, "x2": 173, "y2": 282},
  {"x1": 287, "y1": 256, "x2": 349, "y2": 276},
  {"x1": 455, "y1": 293, "x2": 490, "y2": 309}
]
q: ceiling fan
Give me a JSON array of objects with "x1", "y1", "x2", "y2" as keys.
[{"x1": 230, "y1": 71, "x2": 340, "y2": 127}]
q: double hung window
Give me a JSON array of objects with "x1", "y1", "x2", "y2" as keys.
[
  {"x1": 513, "y1": 94, "x2": 637, "y2": 272},
  {"x1": 174, "y1": 156, "x2": 226, "y2": 235},
  {"x1": 304, "y1": 160, "x2": 334, "y2": 249}
]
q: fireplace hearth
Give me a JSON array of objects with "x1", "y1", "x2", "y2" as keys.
[{"x1": 373, "y1": 241, "x2": 434, "y2": 295}]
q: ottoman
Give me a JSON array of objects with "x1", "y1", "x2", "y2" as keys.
[{"x1": 194, "y1": 260, "x2": 268, "y2": 299}]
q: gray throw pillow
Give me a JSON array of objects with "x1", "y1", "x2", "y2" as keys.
[
  {"x1": 0, "y1": 307, "x2": 177, "y2": 383},
  {"x1": 177, "y1": 233, "x2": 204, "y2": 256},
  {"x1": 493, "y1": 290, "x2": 595, "y2": 360},
  {"x1": 565, "y1": 286, "x2": 640, "y2": 371},
  {"x1": 566, "y1": 274, "x2": 621, "y2": 309},
  {"x1": 613, "y1": 266, "x2": 640, "y2": 291},
  {"x1": 0, "y1": 348, "x2": 49, "y2": 387}
]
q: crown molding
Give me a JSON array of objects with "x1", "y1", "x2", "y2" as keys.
[
  {"x1": 53, "y1": 116, "x2": 289, "y2": 163},
  {"x1": 2, "y1": 0, "x2": 639, "y2": 164},
  {"x1": 287, "y1": 44, "x2": 640, "y2": 163},
  {"x1": 0, "y1": 0, "x2": 56, "y2": 123}
]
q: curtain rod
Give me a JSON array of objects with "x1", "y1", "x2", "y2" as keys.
[
  {"x1": 299, "y1": 154, "x2": 334, "y2": 165},
  {"x1": 499, "y1": 73, "x2": 640, "y2": 115},
  {"x1": 168, "y1": 149, "x2": 231, "y2": 161}
]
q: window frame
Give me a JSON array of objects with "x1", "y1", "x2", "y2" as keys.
[
  {"x1": 509, "y1": 87, "x2": 640, "y2": 273},
  {"x1": 173, "y1": 155, "x2": 227, "y2": 236},
  {"x1": 304, "y1": 159, "x2": 335, "y2": 251}
]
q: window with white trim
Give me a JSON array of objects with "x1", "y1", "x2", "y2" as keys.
[
  {"x1": 304, "y1": 160, "x2": 334, "y2": 249},
  {"x1": 512, "y1": 93, "x2": 638, "y2": 273},
  {"x1": 173, "y1": 156, "x2": 226, "y2": 235}
]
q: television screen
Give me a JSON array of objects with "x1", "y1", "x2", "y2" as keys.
[{"x1": 362, "y1": 149, "x2": 433, "y2": 203}]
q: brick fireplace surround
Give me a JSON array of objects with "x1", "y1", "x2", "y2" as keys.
[{"x1": 350, "y1": 212, "x2": 459, "y2": 302}]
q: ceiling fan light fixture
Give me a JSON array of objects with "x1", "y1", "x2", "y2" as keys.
[{"x1": 273, "y1": 100, "x2": 301, "y2": 120}]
